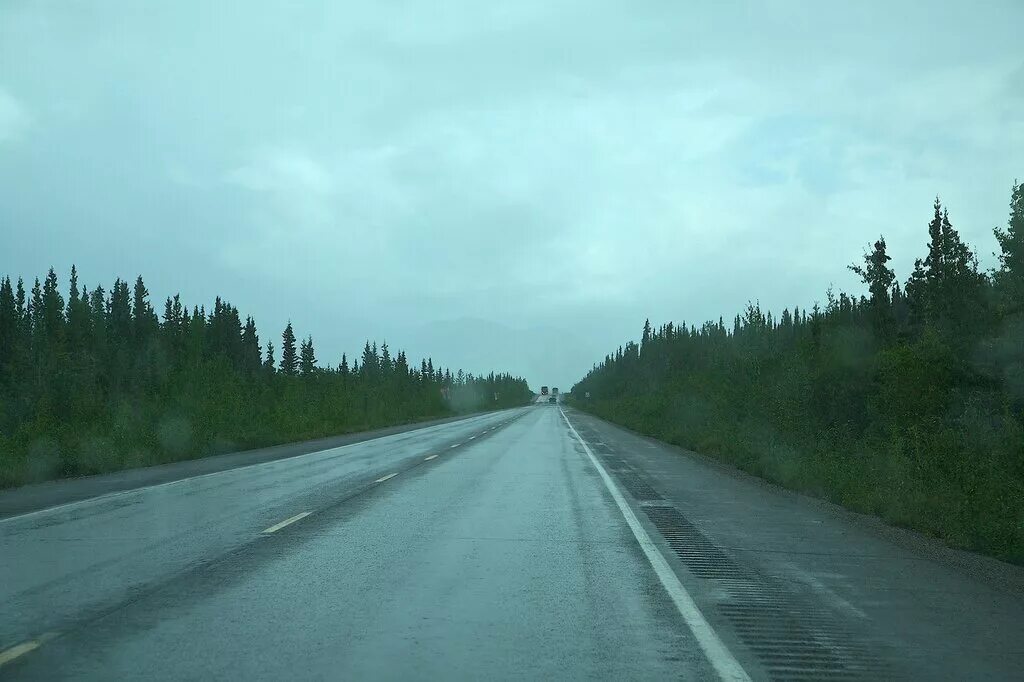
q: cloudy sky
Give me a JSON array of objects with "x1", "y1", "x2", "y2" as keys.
[{"x1": 1, "y1": 1, "x2": 1022, "y2": 390}]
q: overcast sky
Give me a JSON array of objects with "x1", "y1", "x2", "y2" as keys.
[{"x1": 1, "y1": 1, "x2": 1022, "y2": 390}]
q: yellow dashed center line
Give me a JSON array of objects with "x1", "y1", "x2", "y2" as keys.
[
  {"x1": 0, "y1": 633, "x2": 56, "y2": 668},
  {"x1": 261, "y1": 511, "x2": 311, "y2": 534}
]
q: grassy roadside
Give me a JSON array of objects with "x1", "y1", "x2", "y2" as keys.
[
  {"x1": 567, "y1": 397, "x2": 1024, "y2": 565},
  {"x1": 0, "y1": 395, "x2": 532, "y2": 490}
]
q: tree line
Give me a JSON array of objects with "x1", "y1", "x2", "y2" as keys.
[
  {"x1": 0, "y1": 273, "x2": 532, "y2": 487},
  {"x1": 571, "y1": 181, "x2": 1024, "y2": 563}
]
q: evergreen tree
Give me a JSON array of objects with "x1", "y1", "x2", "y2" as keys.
[
  {"x1": 242, "y1": 316, "x2": 261, "y2": 373},
  {"x1": 14, "y1": 278, "x2": 27, "y2": 358},
  {"x1": 108, "y1": 279, "x2": 132, "y2": 343},
  {"x1": 41, "y1": 268, "x2": 65, "y2": 346},
  {"x1": 938, "y1": 207, "x2": 986, "y2": 333},
  {"x1": 849, "y1": 236, "x2": 895, "y2": 337},
  {"x1": 66, "y1": 265, "x2": 87, "y2": 351},
  {"x1": 922, "y1": 197, "x2": 945, "y2": 310},
  {"x1": 994, "y1": 179, "x2": 1024, "y2": 307},
  {"x1": 264, "y1": 341, "x2": 276, "y2": 372},
  {"x1": 29, "y1": 277, "x2": 42, "y2": 349},
  {"x1": 0, "y1": 277, "x2": 15, "y2": 379},
  {"x1": 280, "y1": 322, "x2": 298, "y2": 375},
  {"x1": 850, "y1": 237, "x2": 895, "y2": 308},
  {"x1": 131, "y1": 275, "x2": 158, "y2": 347},
  {"x1": 300, "y1": 336, "x2": 316, "y2": 376},
  {"x1": 361, "y1": 341, "x2": 377, "y2": 379}
]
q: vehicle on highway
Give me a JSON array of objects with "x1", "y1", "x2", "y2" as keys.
[
  {"x1": 541, "y1": 386, "x2": 549, "y2": 395},
  {"x1": 548, "y1": 396, "x2": 556, "y2": 404}
]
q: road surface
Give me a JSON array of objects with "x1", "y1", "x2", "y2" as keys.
[{"x1": 1, "y1": 405, "x2": 1022, "y2": 680}]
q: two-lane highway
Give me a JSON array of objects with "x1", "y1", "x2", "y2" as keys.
[
  {"x1": 2, "y1": 404, "x2": 1023, "y2": 680},
  {"x1": 0, "y1": 409, "x2": 529, "y2": 667},
  {"x1": 2, "y1": 406, "x2": 717, "y2": 679}
]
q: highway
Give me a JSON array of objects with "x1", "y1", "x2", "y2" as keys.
[{"x1": 1, "y1": 404, "x2": 1023, "y2": 680}]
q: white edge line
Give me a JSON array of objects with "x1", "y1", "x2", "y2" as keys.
[
  {"x1": 424, "y1": 455, "x2": 438, "y2": 461},
  {"x1": 0, "y1": 409, "x2": 524, "y2": 526},
  {"x1": 261, "y1": 511, "x2": 311, "y2": 534},
  {"x1": 374, "y1": 472, "x2": 398, "y2": 483},
  {"x1": 559, "y1": 408, "x2": 750, "y2": 682}
]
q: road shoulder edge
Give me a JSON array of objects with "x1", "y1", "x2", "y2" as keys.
[{"x1": 559, "y1": 407, "x2": 750, "y2": 682}]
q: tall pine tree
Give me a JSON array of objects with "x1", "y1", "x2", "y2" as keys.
[
  {"x1": 280, "y1": 322, "x2": 298, "y2": 375},
  {"x1": 300, "y1": 336, "x2": 316, "y2": 376}
]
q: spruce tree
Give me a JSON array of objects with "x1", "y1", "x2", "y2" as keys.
[
  {"x1": 849, "y1": 236, "x2": 896, "y2": 337},
  {"x1": 41, "y1": 268, "x2": 65, "y2": 351},
  {"x1": 995, "y1": 179, "x2": 1024, "y2": 306},
  {"x1": 242, "y1": 316, "x2": 260, "y2": 373},
  {"x1": 300, "y1": 336, "x2": 316, "y2": 376},
  {"x1": 923, "y1": 197, "x2": 945, "y2": 302},
  {"x1": 380, "y1": 341, "x2": 392, "y2": 377},
  {"x1": 280, "y1": 322, "x2": 298, "y2": 375},
  {"x1": 108, "y1": 279, "x2": 132, "y2": 342},
  {"x1": 0, "y1": 277, "x2": 15, "y2": 379},
  {"x1": 131, "y1": 275, "x2": 158, "y2": 347},
  {"x1": 849, "y1": 237, "x2": 895, "y2": 308},
  {"x1": 264, "y1": 341, "x2": 276, "y2": 372},
  {"x1": 361, "y1": 341, "x2": 377, "y2": 379},
  {"x1": 66, "y1": 266, "x2": 92, "y2": 353},
  {"x1": 29, "y1": 277, "x2": 42, "y2": 349}
]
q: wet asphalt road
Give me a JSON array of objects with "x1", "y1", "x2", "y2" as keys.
[
  {"x1": 2, "y1": 404, "x2": 1023, "y2": 680},
  {"x1": 0, "y1": 406, "x2": 712, "y2": 680}
]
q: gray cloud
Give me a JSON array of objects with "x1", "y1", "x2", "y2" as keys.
[
  {"x1": 0, "y1": 88, "x2": 30, "y2": 143},
  {"x1": 1, "y1": 1, "x2": 1022, "y2": 390}
]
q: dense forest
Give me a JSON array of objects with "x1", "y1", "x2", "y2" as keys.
[
  {"x1": 572, "y1": 182, "x2": 1024, "y2": 563},
  {"x1": 0, "y1": 273, "x2": 533, "y2": 488}
]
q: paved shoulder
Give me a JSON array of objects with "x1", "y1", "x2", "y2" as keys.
[{"x1": 563, "y1": 407, "x2": 1024, "y2": 681}]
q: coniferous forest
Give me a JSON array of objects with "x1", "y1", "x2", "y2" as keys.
[
  {"x1": 572, "y1": 182, "x2": 1024, "y2": 563},
  {"x1": 0, "y1": 274, "x2": 532, "y2": 488}
]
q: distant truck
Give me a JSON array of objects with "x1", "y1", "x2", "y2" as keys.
[
  {"x1": 552, "y1": 387, "x2": 559, "y2": 396},
  {"x1": 541, "y1": 386, "x2": 549, "y2": 396}
]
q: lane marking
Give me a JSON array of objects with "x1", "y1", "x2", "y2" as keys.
[
  {"x1": 559, "y1": 408, "x2": 750, "y2": 682},
  {"x1": 374, "y1": 472, "x2": 398, "y2": 483},
  {"x1": 0, "y1": 640, "x2": 40, "y2": 667},
  {"x1": 0, "y1": 407, "x2": 528, "y2": 526},
  {"x1": 468, "y1": 436, "x2": 476, "y2": 440},
  {"x1": 0, "y1": 631, "x2": 57, "y2": 668},
  {"x1": 261, "y1": 511, "x2": 311, "y2": 534},
  {"x1": 424, "y1": 455, "x2": 438, "y2": 461},
  {"x1": 450, "y1": 443, "x2": 461, "y2": 449}
]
